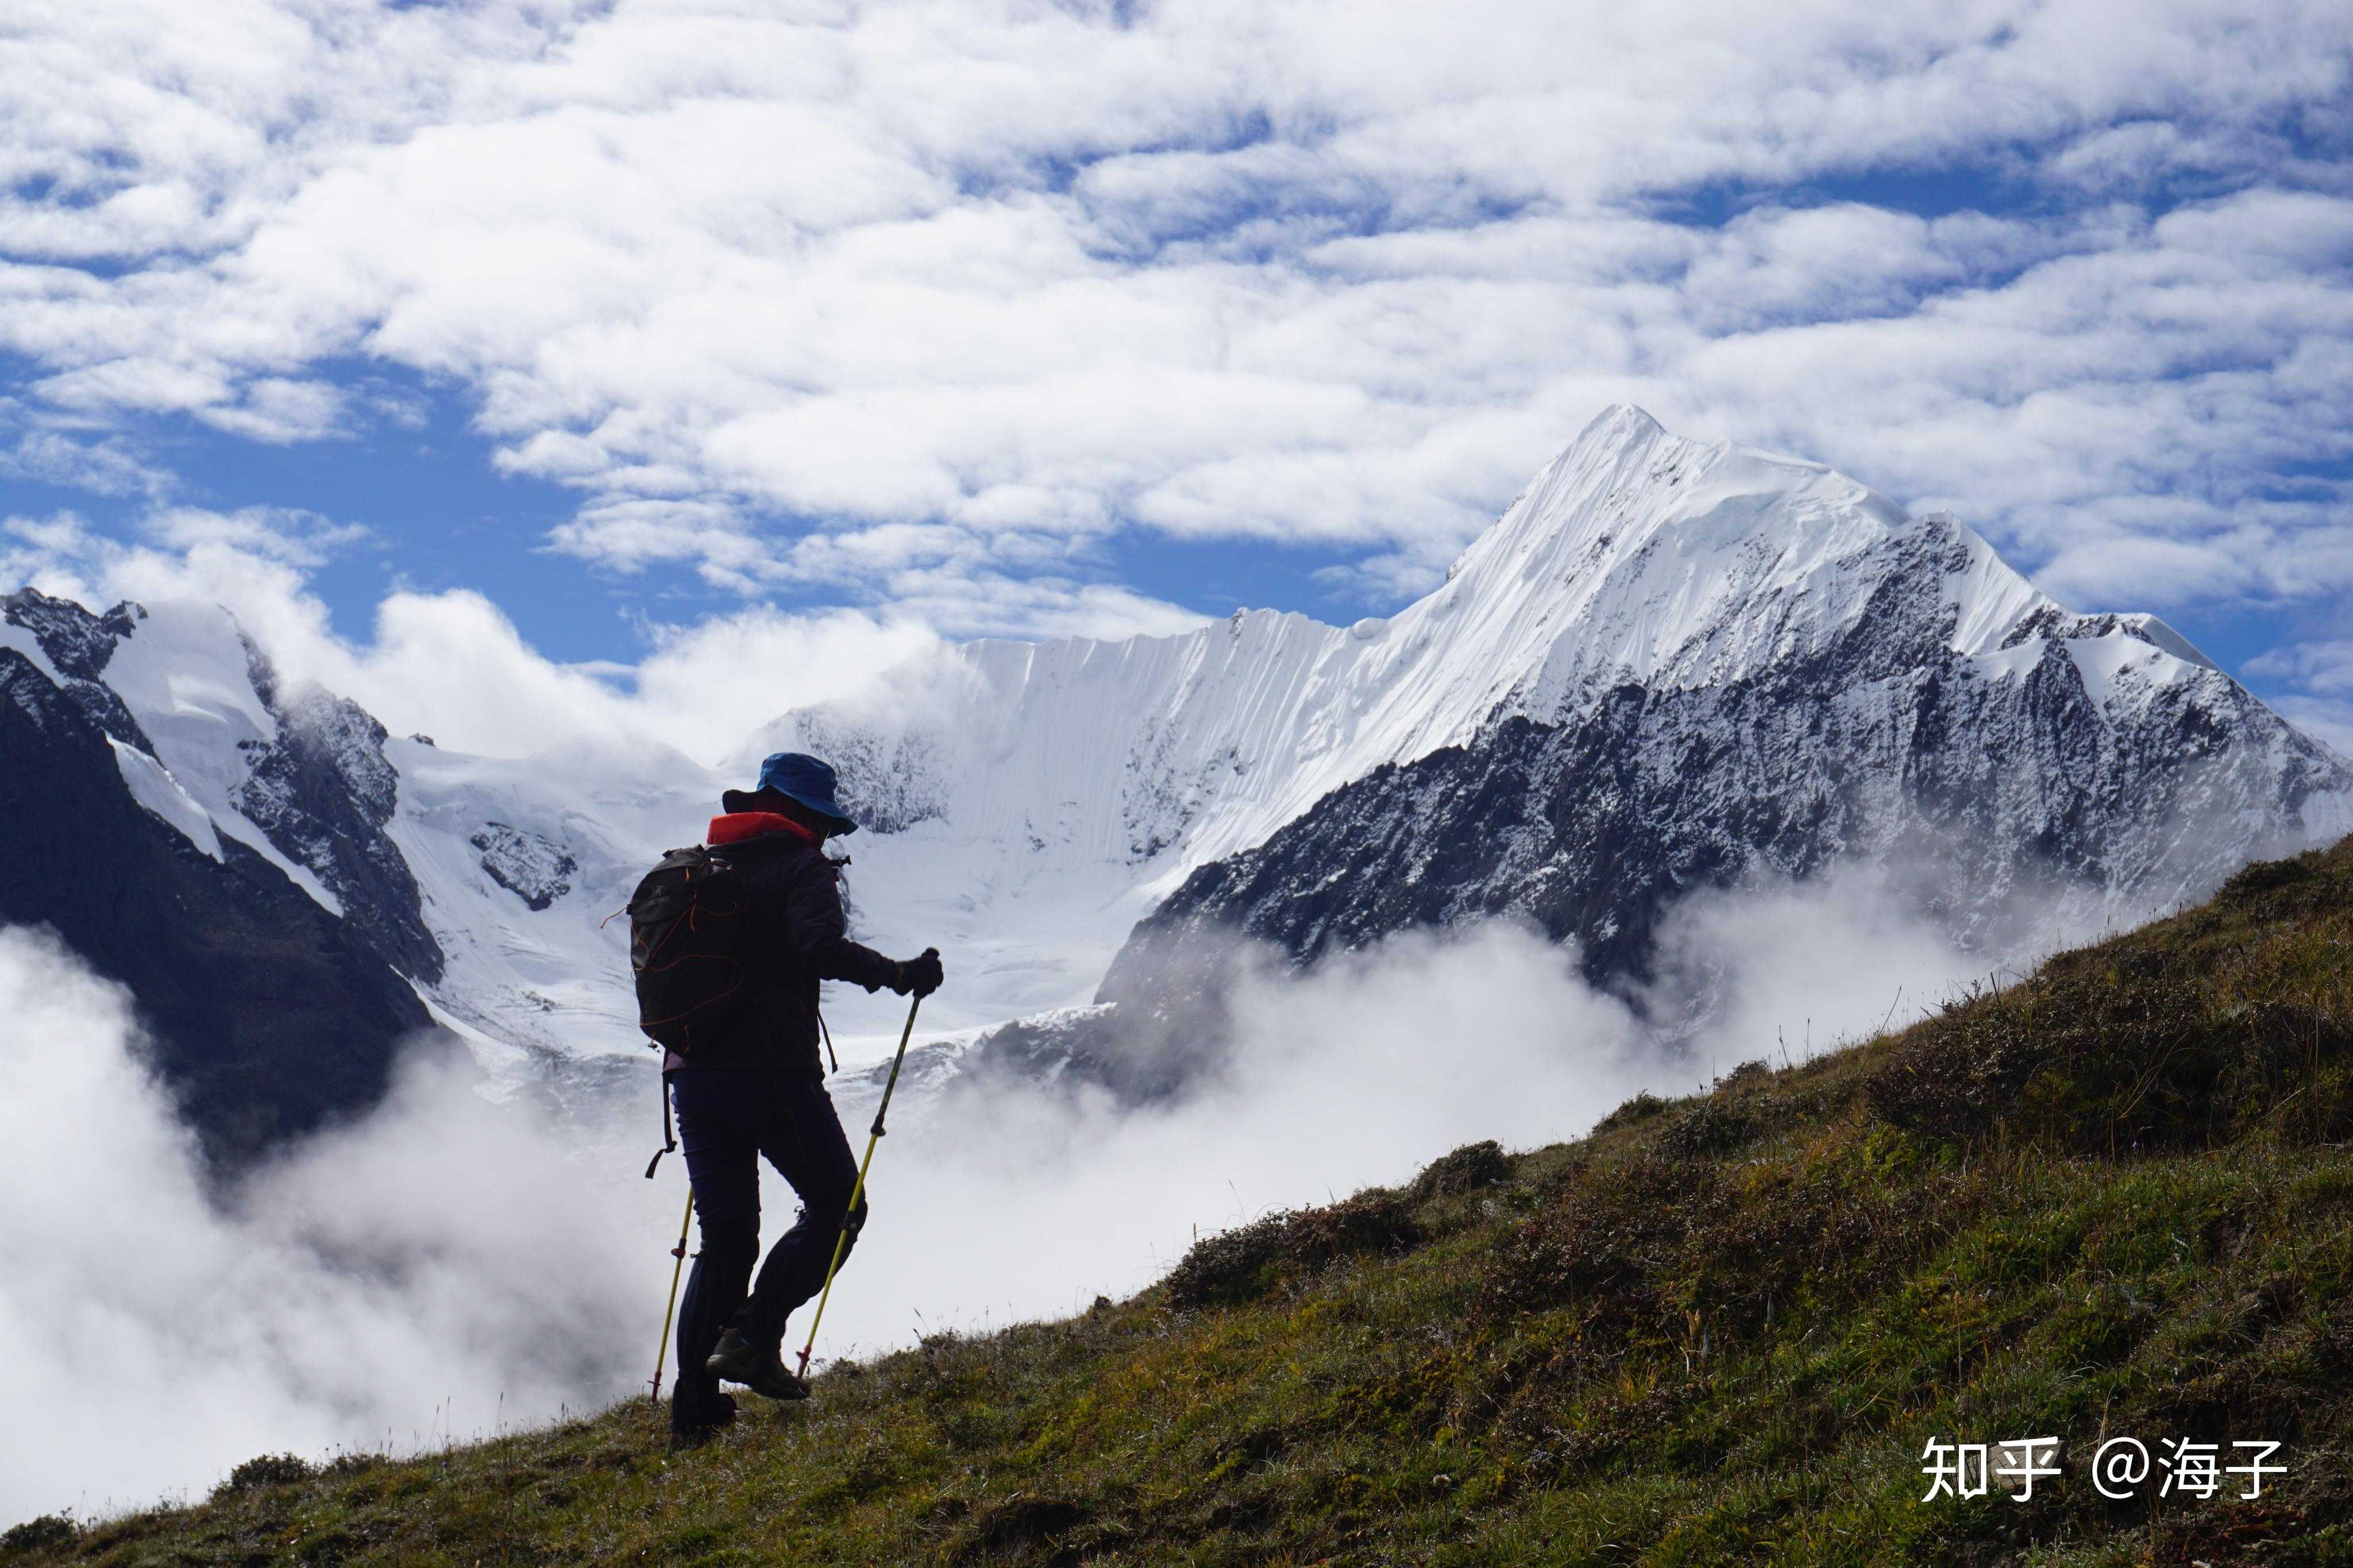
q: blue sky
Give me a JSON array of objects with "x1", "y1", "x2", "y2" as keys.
[{"x1": 2, "y1": 0, "x2": 2350, "y2": 746}]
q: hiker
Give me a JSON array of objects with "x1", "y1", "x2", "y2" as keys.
[{"x1": 667, "y1": 751, "x2": 944, "y2": 1447}]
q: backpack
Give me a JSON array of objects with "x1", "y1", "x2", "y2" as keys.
[{"x1": 627, "y1": 845, "x2": 753, "y2": 1055}]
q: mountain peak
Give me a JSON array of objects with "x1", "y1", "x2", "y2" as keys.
[
  {"x1": 2, "y1": 586, "x2": 144, "y2": 684},
  {"x1": 1434, "y1": 408, "x2": 2279, "y2": 721},
  {"x1": 1571, "y1": 400, "x2": 1669, "y2": 452},
  {"x1": 740, "y1": 408, "x2": 2353, "y2": 997},
  {"x1": 1426, "y1": 410, "x2": 1982, "y2": 724},
  {"x1": 6, "y1": 406, "x2": 2344, "y2": 1133}
]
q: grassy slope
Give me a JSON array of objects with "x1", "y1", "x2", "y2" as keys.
[{"x1": 14, "y1": 838, "x2": 2353, "y2": 1567}]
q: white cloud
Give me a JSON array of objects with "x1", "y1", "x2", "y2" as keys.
[
  {"x1": 1638, "y1": 867, "x2": 2028, "y2": 1075},
  {"x1": 0, "y1": 420, "x2": 169, "y2": 500},
  {"x1": 6, "y1": 503, "x2": 367, "y2": 596},
  {"x1": 0, "y1": 515, "x2": 956, "y2": 763},
  {"x1": 0, "y1": 854, "x2": 2013, "y2": 1521},
  {"x1": 2250, "y1": 639, "x2": 2353, "y2": 697},
  {"x1": 142, "y1": 504, "x2": 368, "y2": 565},
  {"x1": 0, "y1": 924, "x2": 672, "y2": 1524},
  {"x1": 2247, "y1": 639, "x2": 2353, "y2": 758},
  {"x1": 0, "y1": 0, "x2": 2346, "y2": 634},
  {"x1": 280, "y1": 589, "x2": 956, "y2": 766}
]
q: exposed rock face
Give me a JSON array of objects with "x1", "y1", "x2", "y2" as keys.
[
  {"x1": 470, "y1": 822, "x2": 578, "y2": 911},
  {"x1": 2, "y1": 590, "x2": 152, "y2": 750},
  {"x1": 1106, "y1": 525, "x2": 2351, "y2": 1003},
  {"x1": 2, "y1": 588, "x2": 140, "y2": 682},
  {"x1": 0, "y1": 642, "x2": 433, "y2": 1165},
  {"x1": 989, "y1": 411, "x2": 2352, "y2": 1101},
  {"x1": 3, "y1": 589, "x2": 444, "y2": 991},
  {"x1": 238, "y1": 650, "x2": 444, "y2": 983}
]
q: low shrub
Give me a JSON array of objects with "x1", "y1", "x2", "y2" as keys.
[
  {"x1": 1656, "y1": 1101, "x2": 1762, "y2": 1160},
  {"x1": 1478, "y1": 1139, "x2": 1951, "y2": 1349},
  {"x1": 1594, "y1": 1091, "x2": 1671, "y2": 1133},
  {"x1": 1286, "y1": 1189, "x2": 1421, "y2": 1262},
  {"x1": 1865, "y1": 962, "x2": 2352, "y2": 1155},
  {"x1": 213, "y1": 1453, "x2": 313, "y2": 1498},
  {"x1": 0, "y1": 1516, "x2": 76, "y2": 1556},
  {"x1": 1715, "y1": 1059, "x2": 1770, "y2": 1089},
  {"x1": 1410, "y1": 1138, "x2": 1515, "y2": 1200},
  {"x1": 1163, "y1": 1212, "x2": 1294, "y2": 1309},
  {"x1": 1164, "y1": 1190, "x2": 1424, "y2": 1308}
]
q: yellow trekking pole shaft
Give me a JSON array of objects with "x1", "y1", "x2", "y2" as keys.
[
  {"x1": 650, "y1": 1189, "x2": 694, "y2": 1400},
  {"x1": 796, "y1": 991, "x2": 923, "y2": 1379}
]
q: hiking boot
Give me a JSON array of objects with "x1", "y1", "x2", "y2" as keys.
[{"x1": 705, "y1": 1328, "x2": 810, "y2": 1401}]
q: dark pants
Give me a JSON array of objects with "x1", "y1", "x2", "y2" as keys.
[{"x1": 668, "y1": 1066, "x2": 867, "y2": 1435}]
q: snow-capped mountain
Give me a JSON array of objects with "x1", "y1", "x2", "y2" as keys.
[
  {"x1": 1104, "y1": 407, "x2": 2353, "y2": 976},
  {"x1": 784, "y1": 410, "x2": 2349, "y2": 911},
  {"x1": 784, "y1": 406, "x2": 2350, "y2": 981},
  {"x1": 766, "y1": 405, "x2": 2353, "y2": 1091},
  {"x1": 6, "y1": 407, "x2": 2348, "y2": 1141},
  {"x1": 0, "y1": 592, "x2": 434, "y2": 1160}
]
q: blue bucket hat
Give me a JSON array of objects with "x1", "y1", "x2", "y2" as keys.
[{"x1": 733, "y1": 751, "x2": 858, "y2": 835}]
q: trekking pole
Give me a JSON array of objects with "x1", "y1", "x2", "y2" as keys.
[
  {"x1": 794, "y1": 988, "x2": 924, "y2": 1379},
  {"x1": 650, "y1": 1189, "x2": 694, "y2": 1401}
]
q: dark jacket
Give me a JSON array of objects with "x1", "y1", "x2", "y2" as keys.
[{"x1": 678, "y1": 811, "x2": 898, "y2": 1075}]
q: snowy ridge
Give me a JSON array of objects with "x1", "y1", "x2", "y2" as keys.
[
  {"x1": 0, "y1": 592, "x2": 437, "y2": 1158},
  {"x1": 0, "y1": 589, "x2": 683, "y2": 1075},
  {"x1": 107, "y1": 737, "x2": 223, "y2": 860},
  {"x1": 4, "y1": 594, "x2": 349, "y2": 912},
  {"x1": 7, "y1": 408, "x2": 2349, "y2": 1096},
  {"x1": 761, "y1": 405, "x2": 2346, "y2": 918},
  {"x1": 381, "y1": 735, "x2": 721, "y2": 1070}
]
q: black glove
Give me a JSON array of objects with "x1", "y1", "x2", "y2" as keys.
[{"x1": 892, "y1": 947, "x2": 943, "y2": 998}]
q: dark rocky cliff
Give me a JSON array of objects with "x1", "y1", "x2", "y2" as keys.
[{"x1": 0, "y1": 603, "x2": 439, "y2": 1165}]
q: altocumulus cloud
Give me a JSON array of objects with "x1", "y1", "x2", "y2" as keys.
[{"x1": 0, "y1": 0, "x2": 2349, "y2": 683}]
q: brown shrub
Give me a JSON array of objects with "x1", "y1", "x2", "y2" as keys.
[
  {"x1": 1, "y1": 1516, "x2": 78, "y2": 1555},
  {"x1": 1656, "y1": 1101, "x2": 1762, "y2": 1160},
  {"x1": 1477, "y1": 1147, "x2": 1953, "y2": 1347},
  {"x1": 212, "y1": 1453, "x2": 313, "y2": 1498},
  {"x1": 1410, "y1": 1139, "x2": 1516, "y2": 1200},
  {"x1": 1162, "y1": 1189, "x2": 1424, "y2": 1309},
  {"x1": 1594, "y1": 1091, "x2": 1671, "y2": 1134},
  {"x1": 1865, "y1": 960, "x2": 2352, "y2": 1156}
]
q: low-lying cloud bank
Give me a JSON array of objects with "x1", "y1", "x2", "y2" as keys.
[
  {"x1": 0, "y1": 868, "x2": 2004, "y2": 1523},
  {"x1": 0, "y1": 925, "x2": 673, "y2": 1522},
  {"x1": 827, "y1": 880, "x2": 1996, "y2": 1347}
]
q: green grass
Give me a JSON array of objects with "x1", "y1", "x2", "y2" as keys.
[{"x1": 14, "y1": 838, "x2": 2353, "y2": 1566}]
